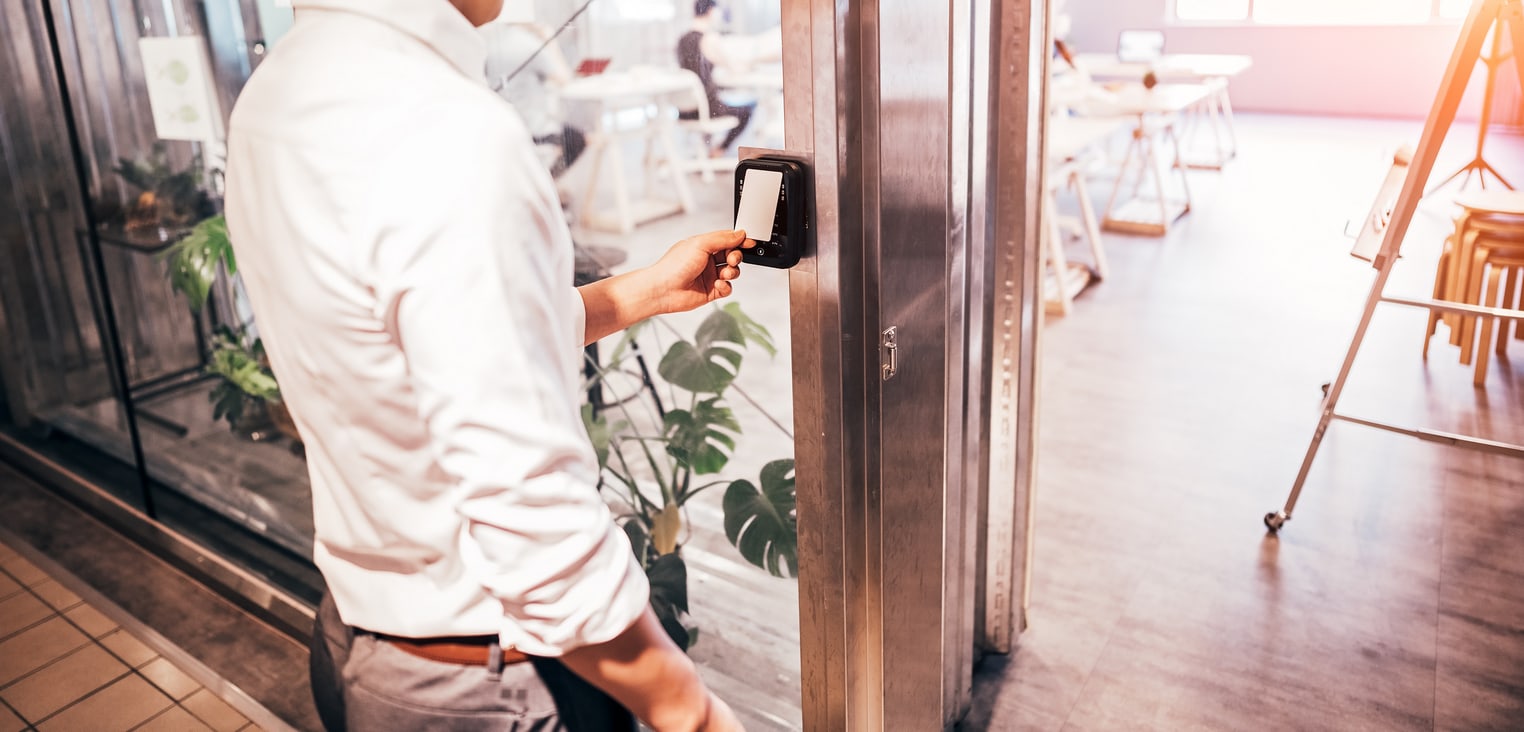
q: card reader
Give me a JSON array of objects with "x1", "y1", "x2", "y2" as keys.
[{"x1": 733, "y1": 156, "x2": 810, "y2": 269}]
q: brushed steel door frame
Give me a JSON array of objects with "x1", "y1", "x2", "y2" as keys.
[
  {"x1": 781, "y1": 0, "x2": 1045, "y2": 728},
  {"x1": 977, "y1": 0, "x2": 1048, "y2": 656}
]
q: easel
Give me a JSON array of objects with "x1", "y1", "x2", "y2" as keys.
[
  {"x1": 1427, "y1": 16, "x2": 1515, "y2": 196},
  {"x1": 1264, "y1": 0, "x2": 1524, "y2": 533}
]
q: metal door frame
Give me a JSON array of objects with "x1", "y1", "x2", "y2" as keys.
[{"x1": 781, "y1": 0, "x2": 1046, "y2": 727}]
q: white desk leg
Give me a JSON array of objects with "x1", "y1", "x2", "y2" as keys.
[
  {"x1": 1147, "y1": 132, "x2": 1169, "y2": 229},
  {"x1": 1071, "y1": 168, "x2": 1108, "y2": 280},
  {"x1": 580, "y1": 134, "x2": 609, "y2": 228},
  {"x1": 653, "y1": 117, "x2": 696, "y2": 213},
  {"x1": 1180, "y1": 99, "x2": 1203, "y2": 166},
  {"x1": 1043, "y1": 191, "x2": 1073, "y2": 315},
  {"x1": 1103, "y1": 128, "x2": 1142, "y2": 223},
  {"x1": 1169, "y1": 124, "x2": 1193, "y2": 214},
  {"x1": 1220, "y1": 84, "x2": 1239, "y2": 159},
  {"x1": 607, "y1": 135, "x2": 635, "y2": 235},
  {"x1": 1208, "y1": 88, "x2": 1226, "y2": 165}
]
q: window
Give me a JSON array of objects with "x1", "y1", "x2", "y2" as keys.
[
  {"x1": 1175, "y1": 0, "x2": 1472, "y2": 23},
  {"x1": 1175, "y1": 0, "x2": 1250, "y2": 21}
]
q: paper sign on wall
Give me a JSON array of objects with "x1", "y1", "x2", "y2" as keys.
[
  {"x1": 734, "y1": 168, "x2": 783, "y2": 241},
  {"x1": 138, "y1": 37, "x2": 221, "y2": 142}
]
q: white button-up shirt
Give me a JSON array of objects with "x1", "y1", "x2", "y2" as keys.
[{"x1": 223, "y1": 0, "x2": 647, "y2": 657}]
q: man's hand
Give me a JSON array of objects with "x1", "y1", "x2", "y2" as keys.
[
  {"x1": 579, "y1": 230, "x2": 755, "y2": 345},
  {"x1": 645, "y1": 229, "x2": 753, "y2": 315}
]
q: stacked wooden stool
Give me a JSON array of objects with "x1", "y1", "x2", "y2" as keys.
[{"x1": 1427, "y1": 190, "x2": 1524, "y2": 385}]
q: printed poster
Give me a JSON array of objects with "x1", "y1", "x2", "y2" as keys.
[{"x1": 138, "y1": 36, "x2": 221, "y2": 142}]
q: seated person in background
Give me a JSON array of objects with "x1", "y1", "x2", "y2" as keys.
[
  {"x1": 483, "y1": 9, "x2": 584, "y2": 176},
  {"x1": 676, "y1": 0, "x2": 754, "y2": 156}
]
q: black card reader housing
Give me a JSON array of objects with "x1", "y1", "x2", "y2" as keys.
[{"x1": 734, "y1": 156, "x2": 810, "y2": 269}]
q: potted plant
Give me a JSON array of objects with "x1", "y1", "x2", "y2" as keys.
[
  {"x1": 582, "y1": 304, "x2": 797, "y2": 649},
  {"x1": 161, "y1": 210, "x2": 795, "y2": 644},
  {"x1": 161, "y1": 215, "x2": 300, "y2": 443},
  {"x1": 109, "y1": 143, "x2": 217, "y2": 234}
]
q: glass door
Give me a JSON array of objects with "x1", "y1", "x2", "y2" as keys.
[
  {"x1": 2, "y1": 0, "x2": 1048, "y2": 728},
  {"x1": 0, "y1": 0, "x2": 151, "y2": 511},
  {"x1": 490, "y1": 1, "x2": 801, "y2": 727}
]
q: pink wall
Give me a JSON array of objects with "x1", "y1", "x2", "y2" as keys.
[{"x1": 1064, "y1": 0, "x2": 1521, "y2": 125}]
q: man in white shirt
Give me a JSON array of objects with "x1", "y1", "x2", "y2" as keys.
[
  {"x1": 223, "y1": 0, "x2": 749, "y2": 729},
  {"x1": 677, "y1": 0, "x2": 756, "y2": 155}
]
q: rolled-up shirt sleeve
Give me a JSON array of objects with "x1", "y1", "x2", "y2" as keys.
[{"x1": 370, "y1": 115, "x2": 647, "y2": 657}]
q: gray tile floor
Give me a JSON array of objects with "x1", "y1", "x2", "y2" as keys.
[{"x1": 0, "y1": 541, "x2": 267, "y2": 732}]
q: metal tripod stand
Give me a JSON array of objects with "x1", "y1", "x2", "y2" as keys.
[
  {"x1": 1427, "y1": 18, "x2": 1516, "y2": 196},
  {"x1": 1266, "y1": 0, "x2": 1524, "y2": 533}
]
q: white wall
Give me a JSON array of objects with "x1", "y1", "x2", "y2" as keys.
[{"x1": 1064, "y1": 0, "x2": 1520, "y2": 124}]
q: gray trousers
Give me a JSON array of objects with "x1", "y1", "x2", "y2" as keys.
[{"x1": 311, "y1": 593, "x2": 636, "y2": 731}]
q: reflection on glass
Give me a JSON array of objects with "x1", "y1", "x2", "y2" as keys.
[
  {"x1": 1254, "y1": 0, "x2": 1434, "y2": 25},
  {"x1": 491, "y1": 1, "x2": 799, "y2": 727},
  {"x1": 1174, "y1": 0, "x2": 1251, "y2": 21},
  {"x1": 2, "y1": 0, "x2": 799, "y2": 725}
]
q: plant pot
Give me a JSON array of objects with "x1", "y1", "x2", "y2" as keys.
[
  {"x1": 227, "y1": 395, "x2": 274, "y2": 440},
  {"x1": 266, "y1": 401, "x2": 303, "y2": 444}
]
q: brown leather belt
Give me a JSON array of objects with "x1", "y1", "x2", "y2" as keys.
[{"x1": 376, "y1": 634, "x2": 531, "y2": 667}]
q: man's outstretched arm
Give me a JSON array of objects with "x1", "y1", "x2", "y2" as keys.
[{"x1": 579, "y1": 229, "x2": 753, "y2": 345}]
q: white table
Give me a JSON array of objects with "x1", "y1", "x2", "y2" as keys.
[
  {"x1": 1043, "y1": 115, "x2": 1128, "y2": 314},
  {"x1": 1075, "y1": 53, "x2": 1252, "y2": 169},
  {"x1": 1075, "y1": 83, "x2": 1211, "y2": 237},
  {"x1": 562, "y1": 69, "x2": 696, "y2": 234}
]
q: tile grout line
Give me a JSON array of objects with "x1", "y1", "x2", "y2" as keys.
[
  {"x1": 22, "y1": 668, "x2": 136, "y2": 729},
  {"x1": 0, "y1": 530, "x2": 291, "y2": 732},
  {"x1": 0, "y1": 608, "x2": 61, "y2": 648},
  {"x1": 0, "y1": 635, "x2": 94, "y2": 694},
  {"x1": 0, "y1": 572, "x2": 85, "y2": 645},
  {"x1": 0, "y1": 696, "x2": 25, "y2": 730},
  {"x1": 127, "y1": 705, "x2": 182, "y2": 732}
]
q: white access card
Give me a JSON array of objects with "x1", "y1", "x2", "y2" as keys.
[{"x1": 734, "y1": 168, "x2": 784, "y2": 240}]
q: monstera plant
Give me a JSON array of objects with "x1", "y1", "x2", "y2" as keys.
[
  {"x1": 582, "y1": 304, "x2": 797, "y2": 650},
  {"x1": 160, "y1": 215, "x2": 298, "y2": 442}
]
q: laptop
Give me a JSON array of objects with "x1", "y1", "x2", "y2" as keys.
[
  {"x1": 1116, "y1": 30, "x2": 1165, "y2": 63},
  {"x1": 575, "y1": 58, "x2": 612, "y2": 76}
]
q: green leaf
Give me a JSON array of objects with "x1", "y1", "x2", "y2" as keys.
[
  {"x1": 622, "y1": 518, "x2": 650, "y2": 566},
  {"x1": 647, "y1": 552, "x2": 688, "y2": 614},
  {"x1": 646, "y1": 553, "x2": 692, "y2": 649},
  {"x1": 161, "y1": 215, "x2": 231, "y2": 313},
  {"x1": 605, "y1": 318, "x2": 651, "y2": 367},
  {"x1": 209, "y1": 381, "x2": 245, "y2": 426},
  {"x1": 663, "y1": 399, "x2": 739, "y2": 476},
  {"x1": 658, "y1": 309, "x2": 745, "y2": 394},
  {"x1": 724, "y1": 459, "x2": 798, "y2": 578},
  {"x1": 205, "y1": 327, "x2": 281, "y2": 402},
  {"x1": 721, "y1": 302, "x2": 776, "y2": 357},
  {"x1": 581, "y1": 404, "x2": 612, "y2": 471}
]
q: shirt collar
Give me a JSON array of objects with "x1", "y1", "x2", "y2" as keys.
[{"x1": 293, "y1": 0, "x2": 487, "y2": 81}]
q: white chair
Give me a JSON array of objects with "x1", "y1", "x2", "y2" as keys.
[{"x1": 670, "y1": 70, "x2": 740, "y2": 183}]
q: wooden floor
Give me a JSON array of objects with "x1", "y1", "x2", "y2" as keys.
[{"x1": 966, "y1": 115, "x2": 1524, "y2": 730}]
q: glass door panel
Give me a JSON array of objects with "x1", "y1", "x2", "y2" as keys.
[
  {"x1": 494, "y1": 0, "x2": 798, "y2": 726},
  {"x1": 0, "y1": 0, "x2": 149, "y2": 511}
]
